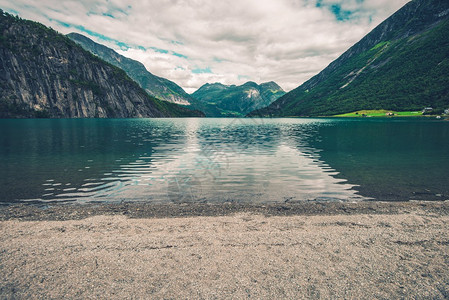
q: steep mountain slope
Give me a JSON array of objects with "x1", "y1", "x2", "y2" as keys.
[
  {"x1": 250, "y1": 0, "x2": 449, "y2": 117},
  {"x1": 67, "y1": 33, "x2": 193, "y2": 105},
  {"x1": 0, "y1": 10, "x2": 203, "y2": 118},
  {"x1": 190, "y1": 81, "x2": 285, "y2": 117}
]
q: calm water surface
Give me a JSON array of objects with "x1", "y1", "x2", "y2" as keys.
[{"x1": 0, "y1": 118, "x2": 448, "y2": 205}]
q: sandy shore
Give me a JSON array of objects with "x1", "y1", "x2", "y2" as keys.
[{"x1": 1, "y1": 201, "x2": 449, "y2": 299}]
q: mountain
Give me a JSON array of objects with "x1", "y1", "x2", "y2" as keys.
[
  {"x1": 190, "y1": 81, "x2": 285, "y2": 117},
  {"x1": 0, "y1": 10, "x2": 203, "y2": 118},
  {"x1": 250, "y1": 0, "x2": 449, "y2": 117},
  {"x1": 67, "y1": 32, "x2": 193, "y2": 106}
]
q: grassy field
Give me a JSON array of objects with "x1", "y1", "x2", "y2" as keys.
[{"x1": 334, "y1": 110, "x2": 423, "y2": 117}]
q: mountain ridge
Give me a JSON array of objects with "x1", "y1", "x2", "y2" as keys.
[
  {"x1": 67, "y1": 32, "x2": 194, "y2": 105},
  {"x1": 250, "y1": 0, "x2": 449, "y2": 117}
]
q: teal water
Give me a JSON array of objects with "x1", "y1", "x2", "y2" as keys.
[{"x1": 0, "y1": 118, "x2": 448, "y2": 205}]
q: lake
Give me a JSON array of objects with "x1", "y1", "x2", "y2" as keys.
[{"x1": 0, "y1": 118, "x2": 448, "y2": 205}]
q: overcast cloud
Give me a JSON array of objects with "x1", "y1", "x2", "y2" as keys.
[{"x1": 1, "y1": 0, "x2": 409, "y2": 92}]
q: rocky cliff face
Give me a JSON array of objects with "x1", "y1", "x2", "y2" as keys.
[
  {"x1": 190, "y1": 81, "x2": 285, "y2": 117},
  {"x1": 67, "y1": 33, "x2": 193, "y2": 106},
  {"x1": 251, "y1": 0, "x2": 449, "y2": 117},
  {"x1": 0, "y1": 11, "x2": 203, "y2": 118}
]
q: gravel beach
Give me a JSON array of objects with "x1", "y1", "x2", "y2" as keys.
[{"x1": 1, "y1": 201, "x2": 449, "y2": 299}]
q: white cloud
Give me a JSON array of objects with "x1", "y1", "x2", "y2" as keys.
[{"x1": 0, "y1": 0, "x2": 409, "y2": 92}]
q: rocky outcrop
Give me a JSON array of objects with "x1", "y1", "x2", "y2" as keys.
[{"x1": 0, "y1": 10, "x2": 203, "y2": 118}]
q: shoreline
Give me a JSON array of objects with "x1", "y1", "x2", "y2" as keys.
[
  {"x1": 1, "y1": 200, "x2": 449, "y2": 298},
  {"x1": 1, "y1": 200, "x2": 449, "y2": 221}
]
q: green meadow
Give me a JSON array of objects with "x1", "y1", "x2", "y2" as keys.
[{"x1": 334, "y1": 110, "x2": 423, "y2": 117}]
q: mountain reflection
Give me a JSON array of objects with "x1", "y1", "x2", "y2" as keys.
[
  {"x1": 0, "y1": 119, "x2": 187, "y2": 204},
  {"x1": 4, "y1": 118, "x2": 446, "y2": 205},
  {"x1": 306, "y1": 118, "x2": 449, "y2": 201}
]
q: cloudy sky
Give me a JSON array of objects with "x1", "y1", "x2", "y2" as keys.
[{"x1": 1, "y1": 0, "x2": 408, "y2": 93}]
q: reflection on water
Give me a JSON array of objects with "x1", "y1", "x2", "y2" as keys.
[
  {"x1": 307, "y1": 118, "x2": 449, "y2": 201},
  {"x1": 1, "y1": 118, "x2": 447, "y2": 205}
]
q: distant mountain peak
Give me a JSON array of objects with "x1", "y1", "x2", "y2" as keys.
[
  {"x1": 190, "y1": 81, "x2": 286, "y2": 117},
  {"x1": 242, "y1": 81, "x2": 258, "y2": 87},
  {"x1": 260, "y1": 81, "x2": 283, "y2": 90}
]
